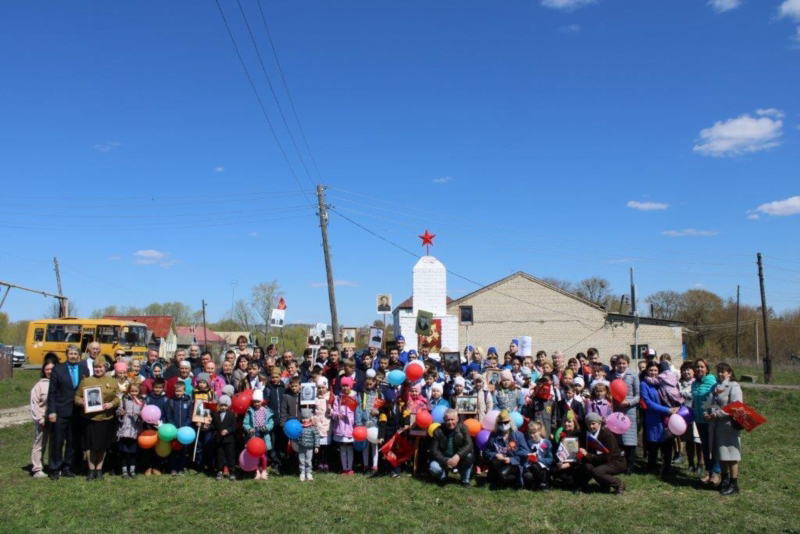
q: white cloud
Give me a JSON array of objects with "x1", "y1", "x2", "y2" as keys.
[
  {"x1": 108, "y1": 255, "x2": 121, "y2": 261},
  {"x1": 558, "y1": 24, "x2": 581, "y2": 34},
  {"x1": 791, "y1": 26, "x2": 800, "y2": 47},
  {"x1": 627, "y1": 200, "x2": 669, "y2": 211},
  {"x1": 755, "y1": 195, "x2": 800, "y2": 216},
  {"x1": 746, "y1": 213, "x2": 760, "y2": 220},
  {"x1": 432, "y1": 176, "x2": 453, "y2": 185},
  {"x1": 661, "y1": 229, "x2": 718, "y2": 237},
  {"x1": 309, "y1": 279, "x2": 359, "y2": 288},
  {"x1": 249, "y1": 231, "x2": 259, "y2": 238},
  {"x1": 92, "y1": 142, "x2": 121, "y2": 153},
  {"x1": 541, "y1": 0, "x2": 596, "y2": 11},
  {"x1": 707, "y1": 0, "x2": 742, "y2": 13},
  {"x1": 779, "y1": 0, "x2": 800, "y2": 21},
  {"x1": 133, "y1": 249, "x2": 177, "y2": 267},
  {"x1": 214, "y1": 166, "x2": 226, "y2": 173},
  {"x1": 756, "y1": 108, "x2": 785, "y2": 118},
  {"x1": 693, "y1": 111, "x2": 783, "y2": 157}
]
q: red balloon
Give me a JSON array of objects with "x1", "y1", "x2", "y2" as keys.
[
  {"x1": 405, "y1": 363, "x2": 424, "y2": 382},
  {"x1": 352, "y1": 426, "x2": 368, "y2": 442},
  {"x1": 240, "y1": 389, "x2": 253, "y2": 403},
  {"x1": 415, "y1": 410, "x2": 433, "y2": 429},
  {"x1": 610, "y1": 379, "x2": 627, "y2": 404},
  {"x1": 231, "y1": 393, "x2": 250, "y2": 415},
  {"x1": 246, "y1": 437, "x2": 267, "y2": 457},
  {"x1": 171, "y1": 440, "x2": 183, "y2": 451}
]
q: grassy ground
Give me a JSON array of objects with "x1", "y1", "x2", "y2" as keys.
[
  {"x1": 724, "y1": 359, "x2": 800, "y2": 386},
  {"x1": 0, "y1": 369, "x2": 39, "y2": 410},
  {"x1": 0, "y1": 388, "x2": 797, "y2": 533}
]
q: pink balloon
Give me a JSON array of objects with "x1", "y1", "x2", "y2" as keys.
[
  {"x1": 668, "y1": 413, "x2": 687, "y2": 436},
  {"x1": 606, "y1": 412, "x2": 631, "y2": 435},
  {"x1": 141, "y1": 405, "x2": 161, "y2": 425},
  {"x1": 481, "y1": 410, "x2": 500, "y2": 431},
  {"x1": 239, "y1": 450, "x2": 259, "y2": 472}
]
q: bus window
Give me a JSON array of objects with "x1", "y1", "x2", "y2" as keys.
[
  {"x1": 34, "y1": 328, "x2": 44, "y2": 342},
  {"x1": 65, "y1": 325, "x2": 81, "y2": 343},
  {"x1": 46, "y1": 324, "x2": 68, "y2": 342},
  {"x1": 97, "y1": 325, "x2": 120, "y2": 344}
]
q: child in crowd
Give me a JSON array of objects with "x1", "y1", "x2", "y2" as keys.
[
  {"x1": 494, "y1": 370, "x2": 523, "y2": 412},
  {"x1": 408, "y1": 383, "x2": 428, "y2": 414},
  {"x1": 144, "y1": 378, "x2": 168, "y2": 475},
  {"x1": 449, "y1": 376, "x2": 466, "y2": 409},
  {"x1": 562, "y1": 383, "x2": 586, "y2": 424},
  {"x1": 428, "y1": 383, "x2": 449, "y2": 410},
  {"x1": 314, "y1": 376, "x2": 333, "y2": 473},
  {"x1": 360, "y1": 371, "x2": 381, "y2": 475},
  {"x1": 585, "y1": 383, "x2": 612, "y2": 422},
  {"x1": 501, "y1": 351, "x2": 514, "y2": 370},
  {"x1": 192, "y1": 373, "x2": 215, "y2": 474},
  {"x1": 484, "y1": 350, "x2": 499, "y2": 372},
  {"x1": 525, "y1": 377, "x2": 558, "y2": 439},
  {"x1": 116, "y1": 382, "x2": 143, "y2": 478},
  {"x1": 211, "y1": 395, "x2": 237, "y2": 481},
  {"x1": 590, "y1": 362, "x2": 610, "y2": 389},
  {"x1": 517, "y1": 368, "x2": 532, "y2": 399},
  {"x1": 243, "y1": 389, "x2": 273, "y2": 480},
  {"x1": 377, "y1": 389, "x2": 409, "y2": 478},
  {"x1": 552, "y1": 415, "x2": 581, "y2": 489},
  {"x1": 297, "y1": 409, "x2": 320, "y2": 481},
  {"x1": 473, "y1": 374, "x2": 493, "y2": 423},
  {"x1": 523, "y1": 421, "x2": 554, "y2": 490},
  {"x1": 332, "y1": 376, "x2": 361, "y2": 475},
  {"x1": 574, "y1": 376, "x2": 587, "y2": 399},
  {"x1": 139, "y1": 362, "x2": 162, "y2": 397},
  {"x1": 422, "y1": 372, "x2": 436, "y2": 400},
  {"x1": 165, "y1": 381, "x2": 192, "y2": 475}
]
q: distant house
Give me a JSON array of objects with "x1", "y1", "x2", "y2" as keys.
[
  {"x1": 175, "y1": 326, "x2": 225, "y2": 354},
  {"x1": 215, "y1": 331, "x2": 253, "y2": 346},
  {"x1": 105, "y1": 315, "x2": 177, "y2": 361}
]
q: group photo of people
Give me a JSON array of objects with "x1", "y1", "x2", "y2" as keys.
[{"x1": 30, "y1": 335, "x2": 749, "y2": 496}]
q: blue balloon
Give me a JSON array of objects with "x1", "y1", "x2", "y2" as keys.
[
  {"x1": 176, "y1": 426, "x2": 196, "y2": 446},
  {"x1": 353, "y1": 440, "x2": 367, "y2": 451},
  {"x1": 284, "y1": 419, "x2": 303, "y2": 440},
  {"x1": 432, "y1": 405, "x2": 448, "y2": 424},
  {"x1": 510, "y1": 411, "x2": 524, "y2": 429},
  {"x1": 387, "y1": 370, "x2": 406, "y2": 386}
]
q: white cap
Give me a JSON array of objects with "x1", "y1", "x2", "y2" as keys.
[
  {"x1": 179, "y1": 361, "x2": 191, "y2": 369},
  {"x1": 574, "y1": 376, "x2": 585, "y2": 387},
  {"x1": 252, "y1": 390, "x2": 264, "y2": 402},
  {"x1": 366, "y1": 369, "x2": 376, "y2": 379},
  {"x1": 431, "y1": 383, "x2": 443, "y2": 393},
  {"x1": 454, "y1": 376, "x2": 465, "y2": 387}
]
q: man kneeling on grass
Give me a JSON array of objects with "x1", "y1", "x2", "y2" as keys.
[{"x1": 429, "y1": 409, "x2": 474, "y2": 488}]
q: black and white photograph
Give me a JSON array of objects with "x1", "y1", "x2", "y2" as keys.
[
  {"x1": 368, "y1": 326, "x2": 383, "y2": 349},
  {"x1": 556, "y1": 437, "x2": 580, "y2": 463},
  {"x1": 192, "y1": 397, "x2": 211, "y2": 424},
  {"x1": 300, "y1": 383, "x2": 317, "y2": 405},
  {"x1": 342, "y1": 327, "x2": 357, "y2": 348},
  {"x1": 485, "y1": 369, "x2": 501, "y2": 392},
  {"x1": 454, "y1": 395, "x2": 478, "y2": 415},
  {"x1": 459, "y1": 305, "x2": 473, "y2": 325},
  {"x1": 376, "y1": 294, "x2": 392, "y2": 313},
  {"x1": 83, "y1": 386, "x2": 103, "y2": 414},
  {"x1": 415, "y1": 309, "x2": 433, "y2": 336},
  {"x1": 270, "y1": 308, "x2": 285, "y2": 328},
  {"x1": 442, "y1": 352, "x2": 461, "y2": 374}
]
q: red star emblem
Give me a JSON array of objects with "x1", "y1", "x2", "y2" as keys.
[{"x1": 419, "y1": 229, "x2": 435, "y2": 247}]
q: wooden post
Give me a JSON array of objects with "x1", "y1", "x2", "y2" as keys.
[
  {"x1": 0, "y1": 351, "x2": 12, "y2": 381},
  {"x1": 317, "y1": 185, "x2": 341, "y2": 350},
  {"x1": 756, "y1": 253, "x2": 772, "y2": 384}
]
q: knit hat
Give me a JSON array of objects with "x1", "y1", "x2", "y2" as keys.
[
  {"x1": 487, "y1": 347, "x2": 498, "y2": 356},
  {"x1": 316, "y1": 376, "x2": 328, "y2": 388},
  {"x1": 179, "y1": 360, "x2": 191, "y2": 369},
  {"x1": 218, "y1": 395, "x2": 231, "y2": 406},
  {"x1": 301, "y1": 408, "x2": 312, "y2": 419},
  {"x1": 431, "y1": 383, "x2": 443, "y2": 394},
  {"x1": 340, "y1": 376, "x2": 354, "y2": 388},
  {"x1": 501, "y1": 370, "x2": 513, "y2": 382},
  {"x1": 196, "y1": 372, "x2": 210, "y2": 384},
  {"x1": 585, "y1": 412, "x2": 603, "y2": 424},
  {"x1": 114, "y1": 362, "x2": 128, "y2": 374},
  {"x1": 454, "y1": 376, "x2": 465, "y2": 387},
  {"x1": 366, "y1": 369, "x2": 376, "y2": 379},
  {"x1": 573, "y1": 376, "x2": 585, "y2": 388},
  {"x1": 222, "y1": 385, "x2": 235, "y2": 397},
  {"x1": 252, "y1": 390, "x2": 263, "y2": 402},
  {"x1": 383, "y1": 389, "x2": 397, "y2": 403}
]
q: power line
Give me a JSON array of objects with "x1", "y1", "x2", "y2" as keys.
[
  {"x1": 0, "y1": 201, "x2": 313, "y2": 219},
  {"x1": 213, "y1": 0, "x2": 313, "y2": 206}
]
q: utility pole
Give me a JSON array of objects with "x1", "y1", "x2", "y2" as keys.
[
  {"x1": 53, "y1": 256, "x2": 68, "y2": 317},
  {"x1": 755, "y1": 320, "x2": 759, "y2": 364},
  {"x1": 317, "y1": 184, "x2": 340, "y2": 349},
  {"x1": 201, "y1": 299, "x2": 208, "y2": 355},
  {"x1": 631, "y1": 268, "x2": 639, "y2": 359},
  {"x1": 230, "y1": 280, "x2": 237, "y2": 321},
  {"x1": 756, "y1": 253, "x2": 772, "y2": 384},
  {"x1": 618, "y1": 294, "x2": 626, "y2": 314},
  {"x1": 735, "y1": 285, "x2": 740, "y2": 360}
]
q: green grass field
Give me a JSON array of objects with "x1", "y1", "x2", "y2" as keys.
[
  {"x1": 0, "y1": 387, "x2": 797, "y2": 533},
  {"x1": 0, "y1": 369, "x2": 39, "y2": 410}
]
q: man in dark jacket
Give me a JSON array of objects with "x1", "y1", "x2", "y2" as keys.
[
  {"x1": 574, "y1": 412, "x2": 627, "y2": 494},
  {"x1": 429, "y1": 409, "x2": 474, "y2": 487},
  {"x1": 47, "y1": 344, "x2": 89, "y2": 479}
]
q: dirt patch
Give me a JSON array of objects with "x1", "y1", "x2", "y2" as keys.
[{"x1": 0, "y1": 406, "x2": 30, "y2": 429}]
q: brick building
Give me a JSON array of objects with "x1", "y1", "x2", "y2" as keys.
[{"x1": 446, "y1": 272, "x2": 684, "y2": 363}]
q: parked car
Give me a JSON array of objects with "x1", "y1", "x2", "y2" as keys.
[{"x1": 1, "y1": 344, "x2": 26, "y2": 366}]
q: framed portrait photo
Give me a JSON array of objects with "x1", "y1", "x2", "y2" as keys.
[
  {"x1": 368, "y1": 327, "x2": 384, "y2": 349},
  {"x1": 342, "y1": 327, "x2": 357, "y2": 349},
  {"x1": 83, "y1": 386, "x2": 104, "y2": 414},
  {"x1": 300, "y1": 383, "x2": 317, "y2": 405},
  {"x1": 556, "y1": 437, "x2": 580, "y2": 463},
  {"x1": 455, "y1": 395, "x2": 478, "y2": 415},
  {"x1": 485, "y1": 368, "x2": 502, "y2": 392},
  {"x1": 376, "y1": 294, "x2": 392, "y2": 314},
  {"x1": 459, "y1": 305, "x2": 473, "y2": 326},
  {"x1": 192, "y1": 395, "x2": 211, "y2": 424}
]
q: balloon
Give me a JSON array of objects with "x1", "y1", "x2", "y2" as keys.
[
  {"x1": 668, "y1": 413, "x2": 687, "y2": 436},
  {"x1": 510, "y1": 411, "x2": 524, "y2": 429},
  {"x1": 231, "y1": 393, "x2": 250, "y2": 415},
  {"x1": 475, "y1": 429, "x2": 491, "y2": 451},
  {"x1": 171, "y1": 440, "x2": 183, "y2": 451},
  {"x1": 610, "y1": 379, "x2": 627, "y2": 404},
  {"x1": 158, "y1": 423, "x2": 177, "y2": 442},
  {"x1": 284, "y1": 419, "x2": 303, "y2": 440},
  {"x1": 141, "y1": 405, "x2": 161, "y2": 425},
  {"x1": 606, "y1": 412, "x2": 631, "y2": 435},
  {"x1": 137, "y1": 429, "x2": 158, "y2": 449},
  {"x1": 482, "y1": 409, "x2": 500, "y2": 431},
  {"x1": 239, "y1": 389, "x2": 253, "y2": 404},
  {"x1": 353, "y1": 440, "x2": 367, "y2": 451},
  {"x1": 352, "y1": 426, "x2": 368, "y2": 442},
  {"x1": 432, "y1": 405, "x2": 448, "y2": 424},
  {"x1": 427, "y1": 422, "x2": 441, "y2": 438},
  {"x1": 366, "y1": 426, "x2": 379, "y2": 444},
  {"x1": 405, "y1": 362, "x2": 424, "y2": 382},
  {"x1": 176, "y1": 426, "x2": 196, "y2": 446},
  {"x1": 246, "y1": 437, "x2": 267, "y2": 457},
  {"x1": 239, "y1": 450, "x2": 258, "y2": 472},
  {"x1": 155, "y1": 440, "x2": 172, "y2": 458},
  {"x1": 463, "y1": 418, "x2": 481, "y2": 437},
  {"x1": 678, "y1": 405, "x2": 694, "y2": 425},
  {"x1": 387, "y1": 370, "x2": 406, "y2": 386},
  {"x1": 415, "y1": 410, "x2": 433, "y2": 429}
]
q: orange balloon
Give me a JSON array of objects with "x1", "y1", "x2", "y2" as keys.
[
  {"x1": 464, "y1": 418, "x2": 482, "y2": 437},
  {"x1": 137, "y1": 429, "x2": 158, "y2": 449}
]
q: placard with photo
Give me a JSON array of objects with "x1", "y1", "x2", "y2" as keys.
[
  {"x1": 83, "y1": 386, "x2": 104, "y2": 414},
  {"x1": 368, "y1": 326, "x2": 384, "y2": 349},
  {"x1": 300, "y1": 383, "x2": 317, "y2": 405},
  {"x1": 376, "y1": 294, "x2": 392, "y2": 313},
  {"x1": 455, "y1": 395, "x2": 478, "y2": 415}
]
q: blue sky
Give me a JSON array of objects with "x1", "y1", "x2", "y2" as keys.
[{"x1": 1, "y1": 0, "x2": 798, "y2": 327}]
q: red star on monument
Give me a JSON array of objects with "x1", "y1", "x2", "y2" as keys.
[{"x1": 419, "y1": 229, "x2": 435, "y2": 254}]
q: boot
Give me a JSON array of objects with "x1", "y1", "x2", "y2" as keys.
[
  {"x1": 719, "y1": 475, "x2": 731, "y2": 493},
  {"x1": 721, "y1": 478, "x2": 739, "y2": 495},
  {"x1": 129, "y1": 465, "x2": 136, "y2": 478}
]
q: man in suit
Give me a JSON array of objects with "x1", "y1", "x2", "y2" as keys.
[
  {"x1": 80, "y1": 341, "x2": 101, "y2": 377},
  {"x1": 48, "y1": 344, "x2": 88, "y2": 479}
]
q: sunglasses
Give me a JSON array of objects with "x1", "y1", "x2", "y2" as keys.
[{"x1": 499, "y1": 420, "x2": 511, "y2": 425}]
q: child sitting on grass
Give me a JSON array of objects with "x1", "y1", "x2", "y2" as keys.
[{"x1": 523, "y1": 421, "x2": 554, "y2": 491}]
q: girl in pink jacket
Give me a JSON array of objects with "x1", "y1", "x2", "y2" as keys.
[
  {"x1": 331, "y1": 376, "x2": 362, "y2": 475},
  {"x1": 30, "y1": 361, "x2": 54, "y2": 478}
]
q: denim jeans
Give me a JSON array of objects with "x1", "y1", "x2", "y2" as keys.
[
  {"x1": 429, "y1": 458, "x2": 472, "y2": 483},
  {"x1": 696, "y1": 422, "x2": 720, "y2": 474}
]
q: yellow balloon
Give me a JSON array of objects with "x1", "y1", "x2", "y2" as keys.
[
  {"x1": 155, "y1": 440, "x2": 172, "y2": 458},
  {"x1": 427, "y1": 422, "x2": 441, "y2": 438}
]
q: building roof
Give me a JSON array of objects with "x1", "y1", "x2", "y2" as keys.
[
  {"x1": 393, "y1": 296, "x2": 454, "y2": 314},
  {"x1": 606, "y1": 313, "x2": 685, "y2": 327},
  {"x1": 215, "y1": 331, "x2": 252, "y2": 345},
  {"x1": 105, "y1": 315, "x2": 175, "y2": 339},
  {"x1": 175, "y1": 326, "x2": 225, "y2": 344},
  {"x1": 447, "y1": 272, "x2": 606, "y2": 311}
]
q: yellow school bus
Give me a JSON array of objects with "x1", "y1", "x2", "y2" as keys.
[{"x1": 25, "y1": 318, "x2": 149, "y2": 365}]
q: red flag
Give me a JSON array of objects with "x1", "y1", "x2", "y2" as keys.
[
  {"x1": 721, "y1": 401, "x2": 766, "y2": 432},
  {"x1": 587, "y1": 433, "x2": 610, "y2": 455}
]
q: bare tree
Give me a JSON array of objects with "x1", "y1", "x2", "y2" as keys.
[
  {"x1": 540, "y1": 277, "x2": 573, "y2": 292},
  {"x1": 44, "y1": 300, "x2": 77, "y2": 318},
  {"x1": 252, "y1": 280, "x2": 281, "y2": 342},
  {"x1": 574, "y1": 277, "x2": 612, "y2": 306},
  {"x1": 232, "y1": 298, "x2": 255, "y2": 331},
  {"x1": 646, "y1": 290, "x2": 683, "y2": 320}
]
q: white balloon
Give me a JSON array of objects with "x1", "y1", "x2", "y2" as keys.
[{"x1": 366, "y1": 426, "x2": 380, "y2": 444}]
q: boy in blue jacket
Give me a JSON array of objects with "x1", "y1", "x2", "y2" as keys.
[
  {"x1": 144, "y1": 378, "x2": 169, "y2": 475},
  {"x1": 165, "y1": 381, "x2": 192, "y2": 475}
]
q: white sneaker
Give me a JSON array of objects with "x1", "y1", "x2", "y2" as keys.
[
  {"x1": 32, "y1": 471, "x2": 47, "y2": 479},
  {"x1": 300, "y1": 473, "x2": 307, "y2": 481},
  {"x1": 307, "y1": 474, "x2": 314, "y2": 481}
]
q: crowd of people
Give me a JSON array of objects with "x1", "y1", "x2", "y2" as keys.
[{"x1": 29, "y1": 335, "x2": 745, "y2": 495}]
